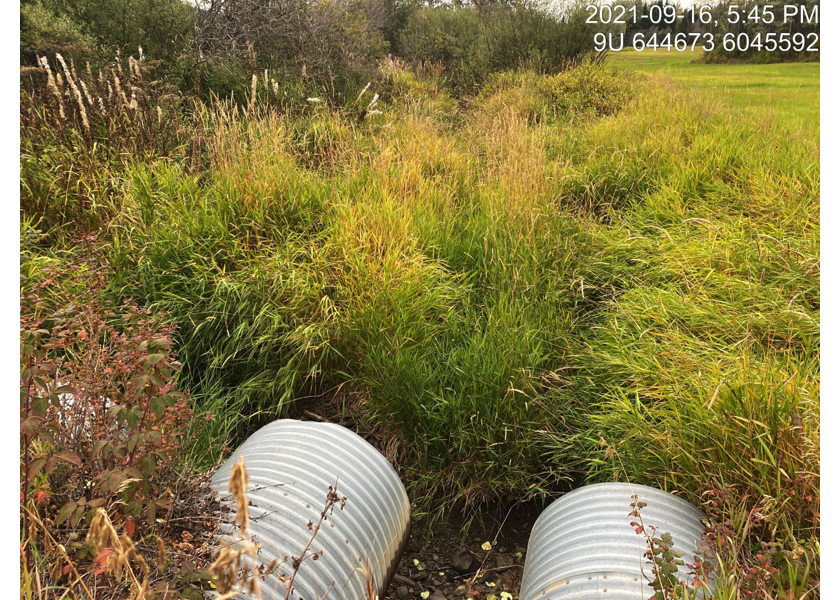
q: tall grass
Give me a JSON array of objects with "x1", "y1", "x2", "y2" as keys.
[{"x1": 22, "y1": 55, "x2": 818, "y2": 594}]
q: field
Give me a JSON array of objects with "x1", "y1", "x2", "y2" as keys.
[
  {"x1": 610, "y1": 49, "x2": 819, "y2": 127},
  {"x1": 21, "y1": 47, "x2": 819, "y2": 598}
]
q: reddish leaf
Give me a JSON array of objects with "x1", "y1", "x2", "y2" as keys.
[
  {"x1": 20, "y1": 416, "x2": 44, "y2": 436},
  {"x1": 125, "y1": 519, "x2": 136, "y2": 536},
  {"x1": 56, "y1": 450, "x2": 82, "y2": 466},
  {"x1": 26, "y1": 457, "x2": 46, "y2": 481},
  {"x1": 93, "y1": 547, "x2": 113, "y2": 575}
]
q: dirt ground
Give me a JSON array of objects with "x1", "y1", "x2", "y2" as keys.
[{"x1": 382, "y1": 500, "x2": 546, "y2": 600}]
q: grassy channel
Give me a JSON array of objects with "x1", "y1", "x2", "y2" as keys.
[{"x1": 22, "y1": 50, "x2": 819, "y2": 596}]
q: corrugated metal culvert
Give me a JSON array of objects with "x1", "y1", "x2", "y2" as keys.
[
  {"x1": 519, "y1": 482, "x2": 711, "y2": 600},
  {"x1": 209, "y1": 419, "x2": 411, "y2": 599}
]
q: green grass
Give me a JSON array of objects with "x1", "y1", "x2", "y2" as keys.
[
  {"x1": 22, "y1": 51, "x2": 819, "y2": 594},
  {"x1": 608, "y1": 49, "x2": 819, "y2": 129}
]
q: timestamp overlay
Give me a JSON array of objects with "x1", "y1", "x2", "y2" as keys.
[{"x1": 588, "y1": 3, "x2": 820, "y2": 53}]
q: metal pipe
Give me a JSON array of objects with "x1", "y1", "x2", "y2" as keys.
[
  {"x1": 209, "y1": 419, "x2": 411, "y2": 599},
  {"x1": 519, "y1": 482, "x2": 712, "y2": 599}
]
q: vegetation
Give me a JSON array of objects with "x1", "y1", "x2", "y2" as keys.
[{"x1": 21, "y1": 3, "x2": 819, "y2": 598}]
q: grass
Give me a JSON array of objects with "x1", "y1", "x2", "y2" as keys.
[
  {"x1": 608, "y1": 49, "x2": 819, "y2": 129},
  {"x1": 22, "y1": 51, "x2": 819, "y2": 596}
]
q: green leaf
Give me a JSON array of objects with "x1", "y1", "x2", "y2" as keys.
[
  {"x1": 127, "y1": 433, "x2": 141, "y2": 454},
  {"x1": 70, "y1": 505, "x2": 85, "y2": 528},
  {"x1": 125, "y1": 409, "x2": 142, "y2": 429},
  {"x1": 126, "y1": 498, "x2": 143, "y2": 517},
  {"x1": 145, "y1": 353, "x2": 166, "y2": 366},
  {"x1": 37, "y1": 428, "x2": 54, "y2": 444},
  {"x1": 31, "y1": 397, "x2": 50, "y2": 416},
  {"x1": 55, "y1": 502, "x2": 77, "y2": 525},
  {"x1": 140, "y1": 455, "x2": 157, "y2": 476},
  {"x1": 124, "y1": 466, "x2": 144, "y2": 480},
  {"x1": 150, "y1": 396, "x2": 166, "y2": 417}
]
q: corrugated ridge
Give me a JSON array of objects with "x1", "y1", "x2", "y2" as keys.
[
  {"x1": 519, "y1": 482, "x2": 712, "y2": 600},
  {"x1": 209, "y1": 420, "x2": 411, "y2": 599}
]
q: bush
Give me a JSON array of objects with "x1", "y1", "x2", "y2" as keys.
[
  {"x1": 194, "y1": 0, "x2": 387, "y2": 101},
  {"x1": 541, "y1": 63, "x2": 635, "y2": 118},
  {"x1": 397, "y1": 7, "x2": 491, "y2": 93},
  {"x1": 396, "y1": 2, "x2": 601, "y2": 94},
  {"x1": 20, "y1": 0, "x2": 195, "y2": 65},
  {"x1": 20, "y1": 1, "x2": 96, "y2": 61},
  {"x1": 19, "y1": 235, "x2": 210, "y2": 573}
]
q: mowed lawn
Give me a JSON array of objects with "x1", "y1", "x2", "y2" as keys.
[{"x1": 609, "y1": 49, "x2": 819, "y2": 130}]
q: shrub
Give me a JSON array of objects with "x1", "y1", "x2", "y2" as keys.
[
  {"x1": 541, "y1": 63, "x2": 635, "y2": 118},
  {"x1": 20, "y1": 240, "x2": 203, "y2": 563},
  {"x1": 396, "y1": 2, "x2": 601, "y2": 94},
  {"x1": 20, "y1": 0, "x2": 195, "y2": 65},
  {"x1": 20, "y1": 1, "x2": 96, "y2": 61},
  {"x1": 194, "y1": 0, "x2": 387, "y2": 100}
]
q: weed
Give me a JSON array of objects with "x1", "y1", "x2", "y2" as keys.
[{"x1": 629, "y1": 495, "x2": 692, "y2": 600}]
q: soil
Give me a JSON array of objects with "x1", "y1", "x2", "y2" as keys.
[{"x1": 382, "y1": 499, "x2": 548, "y2": 600}]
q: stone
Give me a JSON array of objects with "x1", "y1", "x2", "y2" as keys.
[
  {"x1": 397, "y1": 586, "x2": 409, "y2": 600},
  {"x1": 451, "y1": 548, "x2": 478, "y2": 575},
  {"x1": 454, "y1": 585, "x2": 467, "y2": 596},
  {"x1": 495, "y1": 554, "x2": 514, "y2": 571}
]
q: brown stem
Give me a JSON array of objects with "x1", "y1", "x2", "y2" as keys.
[
  {"x1": 284, "y1": 481, "x2": 341, "y2": 600},
  {"x1": 128, "y1": 365, "x2": 156, "y2": 464},
  {"x1": 23, "y1": 504, "x2": 95, "y2": 600},
  {"x1": 21, "y1": 355, "x2": 35, "y2": 569}
]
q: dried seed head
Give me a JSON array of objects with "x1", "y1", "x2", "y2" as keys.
[
  {"x1": 40, "y1": 56, "x2": 65, "y2": 120},
  {"x1": 229, "y1": 457, "x2": 250, "y2": 536},
  {"x1": 79, "y1": 79, "x2": 94, "y2": 107},
  {"x1": 114, "y1": 75, "x2": 129, "y2": 107},
  {"x1": 155, "y1": 536, "x2": 167, "y2": 570}
]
